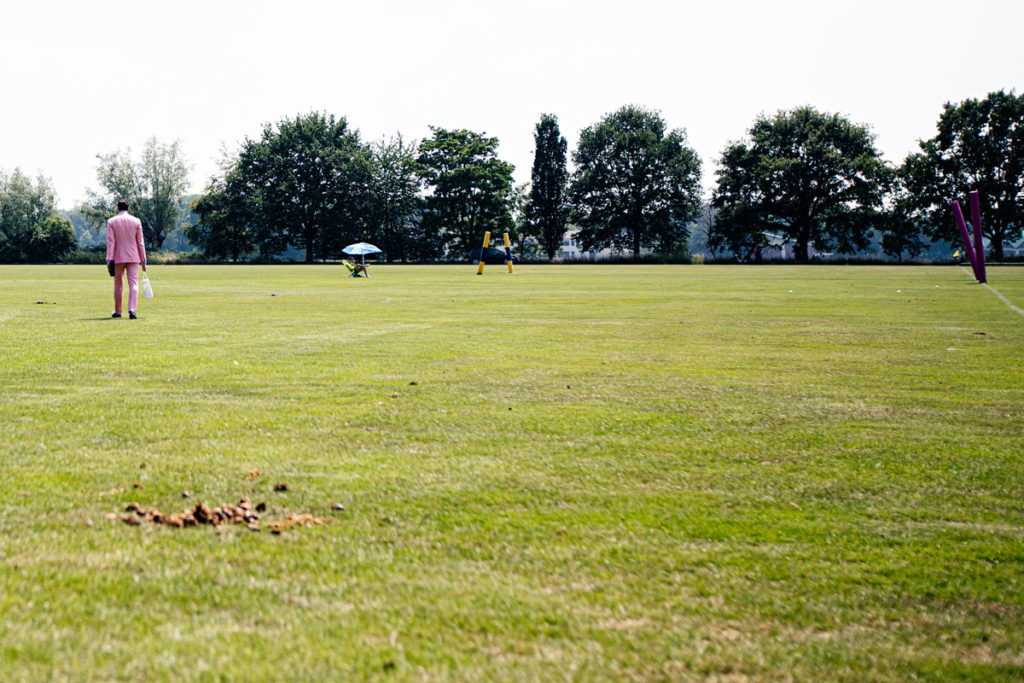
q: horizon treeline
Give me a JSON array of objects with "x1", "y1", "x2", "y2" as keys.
[{"x1": 2, "y1": 90, "x2": 1021, "y2": 264}]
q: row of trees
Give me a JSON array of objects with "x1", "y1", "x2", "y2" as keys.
[
  {"x1": 1, "y1": 137, "x2": 194, "y2": 262},
  {"x1": 185, "y1": 106, "x2": 705, "y2": 263},
  {"x1": 711, "y1": 91, "x2": 1024, "y2": 261},
  {"x1": 3, "y1": 90, "x2": 1020, "y2": 263},
  {"x1": 187, "y1": 91, "x2": 1021, "y2": 264},
  {"x1": 186, "y1": 115, "x2": 523, "y2": 263}
]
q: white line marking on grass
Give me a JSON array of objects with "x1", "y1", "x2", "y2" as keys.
[
  {"x1": 961, "y1": 266, "x2": 1024, "y2": 318},
  {"x1": 983, "y1": 284, "x2": 1024, "y2": 318}
]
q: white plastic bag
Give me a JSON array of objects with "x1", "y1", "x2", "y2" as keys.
[{"x1": 142, "y1": 272, "x2": 154, "y2": 299}]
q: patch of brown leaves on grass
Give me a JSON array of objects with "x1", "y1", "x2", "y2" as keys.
[{"x1": 119, "y1": 497, "x2": 327, "y2": 534}]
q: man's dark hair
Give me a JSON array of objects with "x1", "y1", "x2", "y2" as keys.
[{"x1": 116, "y1": 199, "x2": 129, "y2": 212}]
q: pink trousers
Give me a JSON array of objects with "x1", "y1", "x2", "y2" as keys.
[{"x1": 113, "y1": 263, "x2": 140, "y2": 315}]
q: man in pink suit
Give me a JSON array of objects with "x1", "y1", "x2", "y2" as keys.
[{"x1": 106, "y1": 199, "x2": 148, "y2": 319}]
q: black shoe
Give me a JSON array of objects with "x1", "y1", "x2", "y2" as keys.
[
  {"x1": 129, "y1": 311, "x2": 138, "y2": 319},
  {"x1": 111, "y1": 312, "x2": 121, "y2": 318}
]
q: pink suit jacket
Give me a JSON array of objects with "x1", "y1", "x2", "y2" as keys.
[{"x1": 106, "y1": 211, "x2": 147, "y2": 264}]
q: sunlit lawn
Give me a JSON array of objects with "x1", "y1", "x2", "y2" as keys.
[{"x1": 1, "y1": 263, "x2": 1022, "y2": 680}]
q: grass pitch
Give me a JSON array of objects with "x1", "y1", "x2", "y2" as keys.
[{"x1": 1, "y1": 264, "x2": 1022, "y2": 680}]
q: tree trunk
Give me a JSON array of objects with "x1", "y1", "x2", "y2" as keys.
[
  {"x1": 304, "y1": 225, "x2": 315, "y2": 263},
  {"x1": 794, "y1": 224, "x2": 811, "y2": 263},
  {"x1": 793, "y1": 238, "x2": 808, "y2": 262}
]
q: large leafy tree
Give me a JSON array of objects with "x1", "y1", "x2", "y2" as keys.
[
  {"x1": 569, "y1": 105, "x2": 702, "y2": 257},
  {"x1": 416, "y1": 128, "x2": 515, "y2": 257},
  {"x1": 525, "y1": 114, "x2": 569, "y2": 260},
  {"x1": 83, "y1": 137, "x2": 191, "y2": 249},
  {"x1": 244, "y1": 113, "x2": 372, "y2": 262},
  {"x1": 141, "y1": 140, "x2": 191, "y2": 250},
  {"x1": 368, "y1": 135, "x2": 422, "y2": 262},
  {"x1": 901, "y1": 90, "x2": 1024, "y2": 260},
  {"x1": 192, "y1": 113, "x2": 375, "y2": 262},
  {"x1": 713, "y1": 107, "x2": 886, "y2": 262},
  {"x1": 0, "y1": 169, "x2": 75, "y2": 263}
]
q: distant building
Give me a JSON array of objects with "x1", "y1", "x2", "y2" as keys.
[
  {"x1": 760, "y1": 233, "x2": 820, "y2": 261},
  {"x1": 554, "y1": 229, "x2": 653, "y2": 261},
  {"x1": 558, "y1": 232, "x2": 621, "y2": 261},
  {"x1": 1004, "y1": 235, "x2": 1024, "y2": 258}
]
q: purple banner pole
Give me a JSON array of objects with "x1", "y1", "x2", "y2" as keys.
[
  {"x1": 969, "y1": 190, "x2": 986, "y2": 284},
  {"x1": 951, "y1": 200, "x2": 979, "y2": 280}
]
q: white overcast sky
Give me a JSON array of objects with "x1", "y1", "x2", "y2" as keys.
[{"x1": 1, "y1": 0, "x2": 1021, "y2": 209}]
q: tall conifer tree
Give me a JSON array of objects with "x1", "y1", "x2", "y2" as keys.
[{"x1": 525, "y1": 114, "x2": 569, "y2": 260}]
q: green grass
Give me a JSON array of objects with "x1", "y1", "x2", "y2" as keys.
[{"x1": 1, "y1": 263, "x2": 1022, "y2": 680}]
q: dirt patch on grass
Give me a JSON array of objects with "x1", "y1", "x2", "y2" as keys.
[{"x1": 109, "y1": 497, "x2": 328, "y2": 534}]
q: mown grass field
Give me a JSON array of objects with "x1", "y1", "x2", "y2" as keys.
[{"x1": 1, "y1": 263, "x2": 1022, "y2": 680}]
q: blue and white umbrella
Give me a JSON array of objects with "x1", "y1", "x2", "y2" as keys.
[{"x1": 342, "y1": 242, "x2": 382, "y2": 265}]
